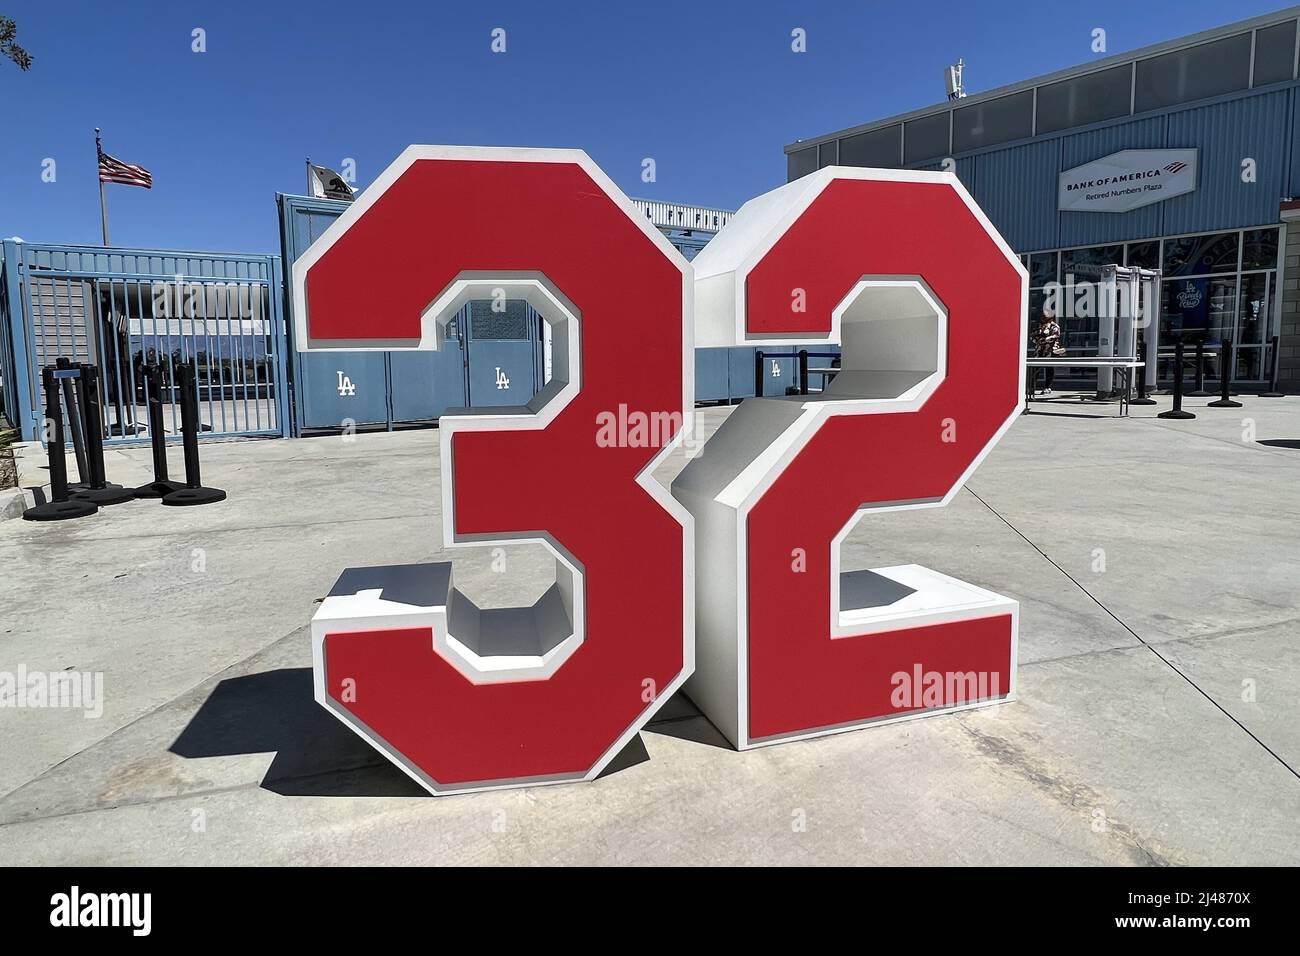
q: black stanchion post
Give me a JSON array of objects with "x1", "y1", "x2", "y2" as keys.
[
  {"x1": 1158, "y1": 340, "x2": 1196, "y2": 420},
  {"x1": 55, "y1": 356, "x2": 89, "y2": 487},
  {"x1": 1260, "y1": 334, "x2": 1284, "y2": 397},
  {"x1": 23, "y1": 367, "x2": 98, "y2": 521},
  {"x1": 133, "y1": 363, "x2": 186, "y2": 498},
  {"x1": 1207, "y1": 337, "x2": 1242, "y2": 408},
  {"x1": 69, "y1": 364, "x2": 134, "y2": 505},
  {"x1": 162, "y1": 363, "x2": 225, "y2": 506},
  {"x1": 1131, "y1": 337, "x2": 1156, "y2": 405},
  {"x1": 1188, "y1": 339, "x2": 1212, "y2": 396},
  {"x1": 798, "y1": 349, "x2": 809, "y2": 396},
  {"x1": 754, "y1": 350, "x2": 765, "y2": 399}
]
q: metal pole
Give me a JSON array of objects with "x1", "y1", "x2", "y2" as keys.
[
  {"x1": 1260, "y1": 334, "x2": 1284, "y2": 397},
  {"x1": 133, "y1": 363, "x2": 184, "y2": 498},
  {"x1": 1208, "y1": 337, "x2": 1242, "y2": 408},
  {"x1": 1158, "y1": 340, "x2": 1195, "y2": 420},
  {"x1": 1131, "y1": 338, "x2": 1156, "y2": 405},
  {"x1": 56, "y1": 356, "x2": 88, "y2": 484},
  {"x1": 162, "y1": 362, "x2": 225, "y2": 506},
  {"x1": 23, "y1": 367, "x2": 97, "y2": 520},
  {"x1": 798, "y1": 349, "x2": 809, "y2": 396},
  {"x1": 754, "y1": 350, "x2": 764, "y2": 399},
  {"x1": 1188, "y1": 339, "x2": 1212, "y2": 396},
  {"x1": 70, "y1": 364, "x2": 133, "y2": 505},
  {"x1": 95, "y1": 128, "x2": 110, "y2": 246}
]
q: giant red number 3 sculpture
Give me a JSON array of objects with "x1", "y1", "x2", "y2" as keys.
[
  {"x1": 294, "y1": 148, "x2": 694, "y2": 794},
  {"x1": 296, "y1": 150, "x2": 1025, "y2": 793}
]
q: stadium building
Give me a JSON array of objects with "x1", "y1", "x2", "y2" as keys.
[{"x1": 786, "y1": 6, "x2": 1300, "y2": 392}]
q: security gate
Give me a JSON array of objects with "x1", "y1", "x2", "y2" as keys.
[{"x1": 1, "y1": 240, "x2": 289, "y2": 444}]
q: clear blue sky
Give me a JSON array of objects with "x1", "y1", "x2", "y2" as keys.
[{"x1": 1, "y1": 0, "x2": 1290, "y2": 253}]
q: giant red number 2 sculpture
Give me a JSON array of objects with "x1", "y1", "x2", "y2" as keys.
[
  {"x1": 294, "y1": 147, "x2": 694, "y2": 794},
  {"x1": 674, "y1": 167, "x2": 1026, "y2": 748}
]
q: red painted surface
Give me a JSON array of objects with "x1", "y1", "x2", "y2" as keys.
[
  {"x1": 744, "y1": 179, "x2": 1021, "y2": 740},
  {"x1": 309, "y1": 159, "x2": 688, "y2": 785}
]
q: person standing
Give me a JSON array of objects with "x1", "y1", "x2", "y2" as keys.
[{"x1": 1033, "y1": 307, "x2": 1063, "y2": 395}]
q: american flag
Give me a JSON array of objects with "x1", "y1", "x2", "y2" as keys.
[{"x1": 98, "y1": 148, "x2": 152, "y2": 189}]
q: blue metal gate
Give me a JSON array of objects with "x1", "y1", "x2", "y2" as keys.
[
  {"x1": 1, "y1": 239, "x2": 289, "y2": 444},
  {"x1": 465, "y1": 299, "x2": 539, "y2": 406}
]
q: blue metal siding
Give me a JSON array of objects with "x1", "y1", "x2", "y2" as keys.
[
  {"x1": 695, "y1": 348, "x2": 729, "y2": 401},
  {"x1": 301, "y1": 352, "x2": 389, "y2": 427},
  {"x1": 1058, "y1": 115, "x2": 1167, "y2": 247},
  {"x1": 954, "y1": 156, "x2": 977, "y2": 194},
  {"x1": 971, "y1": 139, "x2": 1060, "y2": 251},
  {"x1": 21, "y1": 246, "x2": 271, "y2": 281},
  {"x1": 900, "y1": 86, "x2": 1297, "y2": 253},
  {"x1": 1163, "y1": 90, "x2": 1291, "y2": 235},
  {"x1": 0, "y1": 241, "x2": 35, "y2": 434}
]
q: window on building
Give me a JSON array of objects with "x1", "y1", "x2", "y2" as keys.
[
  {"x1": 788, "y1": 146, "x2": 818, "y2": 181},
  {"x1": 1029, "y1": 252, "x2": 1058, "y2": 287},
  {"x1": 1125, "y1": 241, "x2": 1160, "y2": 269},
  {"x1": 1252, "y1": 21, "x2": 1297, "y2": 87},
  {"x1": 839, "y1": 125, "x2": 901, "y2": 167},
  {"x1": 819, "y1": 140, "x2": 839, "y2": 168},
  {"x1": 1160, "y1": 276, "x2": 1236, "y2": 343},
  {"x1": 1241, "y1": 228, "x2": 1280, "y2": 270},
  {"x1": 903, "y1": 112, "x2": 950, "y2": 164},
  {"x1": 1061, "y1": 245, "x2": 1124, "y2": 277},
  {"x1": 1134, "y1": 32, "x2": 1251, "y2": 112},
  {"x1": 952, "y1": 90, "x2": 1034, "y2": 152},
  {"x1": 1236, "y1": 272, "x2": 1271, "y2": 345},
  {"x1": 1035, "y1": 65, "x2": 1132, "y2": 134},
  {"x1": 1162, "y1": 232, "x2": 1239, "y2": 276},
  {"x1": 1024, "y1": 230, "x2": 1274, "y2": 383}
]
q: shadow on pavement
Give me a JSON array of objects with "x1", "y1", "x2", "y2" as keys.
[{"x1": 171, "y1": 667, "x2": 664, "y2": 796}]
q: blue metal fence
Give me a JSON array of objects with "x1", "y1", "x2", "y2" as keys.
[{"x1": 1, "y1": 239, "x2": 289, "y2": 444}]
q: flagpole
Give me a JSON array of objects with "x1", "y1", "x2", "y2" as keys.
[
  {"x1": 306, "y1": 157, "x2": 312, "y2": 196},
  {"x1": 95, "y1": 128, "x2": 110, "y2": 246}
]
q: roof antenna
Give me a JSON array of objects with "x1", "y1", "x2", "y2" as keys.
[{"x1": 945, "y1": 59, "x2": 967, "y2": 100}]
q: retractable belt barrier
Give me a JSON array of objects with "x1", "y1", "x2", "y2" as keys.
[
  {"x1": 160, "y1": 363, "x2": 226, "y2": 507},
  {"x1": 23, "y1": 358, "x2": 227, "y2": 521},
  {"x1": 22, "y1": 366, "x2": 98, "y2": 522}
]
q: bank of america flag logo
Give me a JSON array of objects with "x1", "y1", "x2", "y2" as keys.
[
  {"x1": 98, "y1": 148, "x2": 152, "y2": 188},
  {"x1": 1164, "y1": 161, "x2": 1188, "y2": 175}
]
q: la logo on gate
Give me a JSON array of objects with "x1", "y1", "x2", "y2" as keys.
[{"x1": 294, "y1": 145, "x2": 1027, "y2": 796}]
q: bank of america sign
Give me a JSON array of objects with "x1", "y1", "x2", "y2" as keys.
[{"x1": 1058, "y1": 148, "x2": 1198, "y2": 213}]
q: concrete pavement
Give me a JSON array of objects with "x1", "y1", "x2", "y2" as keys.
[{"x1": 1, "y1": 393, "x2": 1297, "y2": 865}]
